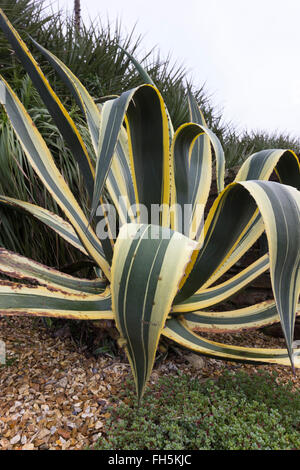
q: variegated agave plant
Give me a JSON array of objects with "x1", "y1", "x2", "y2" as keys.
[{"x1": 0, "y1": 9, "x2": 299, "y2": 402}]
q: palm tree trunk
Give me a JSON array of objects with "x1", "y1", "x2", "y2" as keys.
[{"x1": 74, "y1": 0, "x2": 81, "y2": 30}]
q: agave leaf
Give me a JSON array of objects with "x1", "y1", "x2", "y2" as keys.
[
  {"x1": 95, "y1": 95, "x2": 119, "y2": 104},
  {"x1": 106, "y1": 133, "x2": 137, "y2": 225},
  {"x1": 201, "y1": 213, "x2": 265, "y2": 289},
  {"x1": 175, "y1": 184, "x2": 259, "y2": 302},
  {"x1": 235, "y1": 149, "x2": 300, "y2": 189},
  {"x1": 0, "y1": 248, "x2": 106, "y2": 294},
  {"x1": 200, "y1": 149, "x2": 300, "y2": 288},
  {"x1": 0, "y1": 195, "x2": 89, "y2": 256},
  {"x1": 170, "y1": 122, "x2": 225, "y2": 237},
  {"x1": 29, "y1": 35, "x2": 101, "y2": 153},
  {"x1": 183, "y1": 300, "x2": 296, "y2": 332},
  {"x1": 176, "y1": 160, "x2": 298, "y2": 301},
  {"x1": 177, "y1": 181, "x2": 300, "y2": 366},
  {"x1": 163, "y1": 318, "x2": 300, "y2": 367},
  {"x1": 92, "y1": 85, "x2": 170, "y2": 226},
  {"x1": 116, "y1": 44, "x2": 156, "y2": 86},
  {"x1": 124, "y1": 86, "x2": 171, "y2": 226},
  {"x1": 29, "y1": 38, "x2": 137, "y2": 229},
  {"x1": 111, "y1": 223, "x2": 197, "y2": 401},
  {"x1": 242, "y1": 180, "x2": 300, "y2": 363},
  {"x1": 172, "y1": 253, "x2": 269, "y2": 312},
  {"x1": 0, "y1": 281, "x2": 112, "y2": 319},
  {"x1": 187, "y1": 88, "x2": 208, "y2": 127},
  {"x1": 0, "y1": 8, "x2": 95, "y2": 198},
  {"x1": 115, "y1": 45, "x2": 175, "y2": 145},
  {"x1": 0, "y1": 78, "x2": 110, "y2": 279},
  {"x1": 187, "y1": 90, "x2": 225, "y2": 193},
  {"x1": 91, "y1": 88, "x2": 138, "y2": 218}
]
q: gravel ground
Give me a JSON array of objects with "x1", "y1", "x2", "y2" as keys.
[{"x1": 0, "y1": 316, "x2": 299, "y2": 450}]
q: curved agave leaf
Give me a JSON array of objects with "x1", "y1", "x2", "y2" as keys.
[
  {"x1": 106, "y1": 134, "x2": 137, "y2": 225},
  {"x1": 30, "y1": 38, "x2": 137, "y2": 223},
  {"x1": 242, "y1": 181, "x2": 300, "y2": 364},
  {"x1": 0, "y1": 248, "x2": 106, "y2": 294},
  {"x1": 163, "y1": 318, "x2": 300, "y2": 367},
  {"x1": 183, "y1": 301, "x2": 299, "y2": 333},
  {"x1": 92, "y1": 85, "x2": 171, "y2": 227},
  {"x1": 0, "y1": 281, "x2": 112, "y2": 319},
  {"x1": 235, "y1": 149, "x2": 300, "y2": 189},
  {"x1": 170, "y1": 122, "x2": 225, "y2": 238},
  {"x1": 202, "y1": 149, "x2": 300, "y2": 289},
  {"x1": 0, "y1": 195, "x2": 89, "y2": 256},
  {"x1": 187, "y1": 90, "x2": 225, "y2": 193},
  {"x1": 176, "y1": 152, "x2": 299, "y2": 301},
  {"x1": 175, "y1": 184, "x2": 259, "y2": 302},
  {"x1": 0, "y1": 78, "x2": 110, "y2": 279},
  {"x1": 176, "y1": 181, "x2": 300, "y2": 366},
  {"x1": 91, "y1": 89, "x2": 138, "y2": 217},
  {"x1": 29, "y1": 36, "x2": 101, "y2": 153},
  {"x1": 201, "y1": 213, "x2": 265, "y2": 289},
  {"x1": 111, "y1": 223, "x2": 197, "y2": 402},
  {"x1": 115, "y1": 45, "x2": 175, "y2": 145},
  {"x1": 172, "y1": 254, "x2": 269, "y2": 312},
  {"x1": 0, "y1": 8, "x2": 95, "y2": 199}
]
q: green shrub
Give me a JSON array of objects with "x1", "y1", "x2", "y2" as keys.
[
  {"x1": 224, "y1": 128, "x2": 300, "y2": 168},
  {"x1": 95, "y1": 370, "x2": 300, "y2": 450}
]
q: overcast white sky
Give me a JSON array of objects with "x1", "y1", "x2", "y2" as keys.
[{"x1": 58, "y1": 0, "x2": 300, "y2": 137}]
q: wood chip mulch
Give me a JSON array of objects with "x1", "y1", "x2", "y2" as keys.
[{"x1": 0, "y1": 316, "x2": 299, "y2": 450}]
